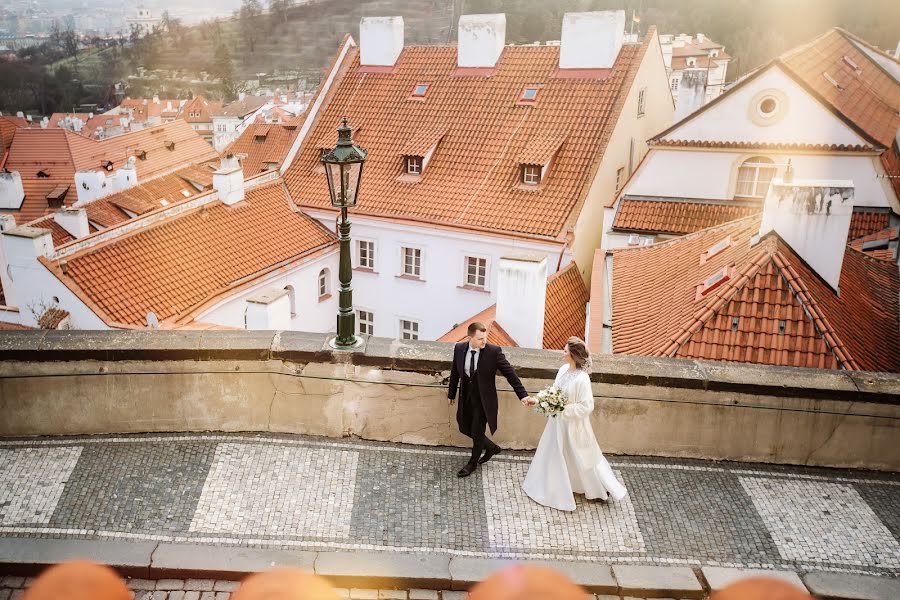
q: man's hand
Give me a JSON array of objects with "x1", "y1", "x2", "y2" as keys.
[
  {"x1": 448, "y1": 397, "x2": 456, "y2": 406},
  {"x1": 521, "y1": 396, "x2": 536, "y2": 407}
]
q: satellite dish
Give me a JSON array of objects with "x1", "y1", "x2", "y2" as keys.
[{"x1": 146, "y1": 311, "x2": 159, "y2": 329}]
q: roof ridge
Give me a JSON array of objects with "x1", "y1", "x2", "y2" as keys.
[
  {"x1": 835, "y1": 27, "x2": 900, "y2": 67},
  {"x1": 546, "y1": 260, "x2": 579, "y2": 283},
  {"x1": 611, "y1": 214, "x2": 760, "y2": 253}
]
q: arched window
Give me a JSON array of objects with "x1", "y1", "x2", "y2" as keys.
[
  {"x1": 735, "y1": 156, "x2": 776, "y2": 199},
  {"x1": 284, "y1": 285, "x2": 296, "y2": 318},
  {"x1": 318, "y1": 268, "x2": 330, "y2": 299}
]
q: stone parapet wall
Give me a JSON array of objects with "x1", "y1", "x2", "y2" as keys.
[{"x1": 1, "y1": 331, "x2": 898, "y2": 471}]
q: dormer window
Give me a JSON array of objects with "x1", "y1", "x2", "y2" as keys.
[
  {"x1": 521, "y1": 164, "x2": 541, "y2": 186},
  {"x1": 701, "y1": 236, "x2": 732, "y2": 264},
  {"x1": 696, "y1": 266, "x2": 733, "y2": 300},
  {"x1": 164, "y1": 140, "x2": 175, "y2": 151},
  {"x1": 411, "y1": 83, "x2": 430, "y2": 98},
  {"x1": 255, "y1": 134, "x2": 267, "y2": 143},
  {"x1": 405, "y1": 155, "x2": 423, "y2": 175},
  {"x1": 135, "y1": 150, "x2": 147, "y2": 160},
  {"x1": 102, "y1": 160, "x2": 114, "y2": 171},
  {"x1": 37, "y1": 170, "x2": 50, "y2": 178},
  {"x1": 517, "y1": 86, "x2": 542, "y2": 105}
]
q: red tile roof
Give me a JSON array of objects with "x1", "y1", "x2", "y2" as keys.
[
  {"x1": 285, "y1": 33, "x2": 652, "y2": 238},
  {"x1": 225, "y1": 123, "x2": 300, "y2": 175},
  {"x1": 29, "y1": 216, "x2": 75, "y2": 246},
  {"x1": 780, "y1": 28, "x2": 900, "y2": 149},
  {"x1": 543, "y1": 262, "x2": 588, "y2": 350},
  {"x1": 650, "y1": 139, "x2": 876, "y2": 152},
  {"x1": 437, "y1": 262, "x2": 587, "y2": 349},
  {"x1": 215, "y1": 96, "x2": 269, "y2": 118},
  {"x1": 611, "y1": 216, "x2": 900, "y2": 372},
  {"x1": 848, "y1": 208, "x2": 892, "y2": 240},
  {"x1": 613, "y1": 197, "x2": 762, "y2": 235},
  {"x1": 849, "y1": 226, "x2": 899, "y2": 262},
  {"x1": 43, "y1": 180, "x2": 337, "y2": 327},
  {"x1": 179, "y1": 95, "x2": 223, "y2": 124},
  {"x1": 437, "y1": 304, "x2": 518, "y2": 347},
  {"x1": 0, "y1": 121, "x2": 219, "y2": 225}
]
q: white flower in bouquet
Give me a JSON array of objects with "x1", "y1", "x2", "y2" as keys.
[{"x1": 533, "y1": 385, "x2": 568, "y2": 418}]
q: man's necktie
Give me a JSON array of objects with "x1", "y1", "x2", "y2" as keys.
[{"x1": 470, "y1": 350, "x2": 476, "y2": 377}]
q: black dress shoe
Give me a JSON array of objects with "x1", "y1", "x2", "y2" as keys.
[
  {"x1": 457, "y1": 461, "x2": 478, "y2": 477},
  {"x1": 479, "y1": 446, "x2": 502, "y2": 464}
]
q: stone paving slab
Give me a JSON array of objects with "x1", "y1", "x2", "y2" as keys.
[
  {"x1": 0, "y1": 432, "x2": 898, "y2": 582},
  {"x1": 612, "y1": 566, "x2": 703, "y2": 599},
  {"x1": 315, "y1": 551, "x2": 451, "y2": 589},
  {"x1": 802, "y1": 571, "x2": 900, "y2": 600},
  {"x1": 151, "y1": 543, "x2": 317, "y2": 580},
  {"x1": 448, "y1": 557, "x2": 616, "y2": 593},
  {"x1": 701, "y1": 567, "x2": 806, "y2": 592},
  {"x1": 0, "y1": 537, "x2": 156, "y2": 577}
]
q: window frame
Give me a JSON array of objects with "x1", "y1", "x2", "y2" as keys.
[
  {"x1": 317, "y1": 268, "x2": 331, "y2": 300},
  {"x1": 357, "y1": 308, "x2": 375, "y2": 336},
  {"x1": 399, "y1": 318, "x2": 420, "y2": 340},
  {"x1": 464, "y1": 255, "x2": 488, "y2": 289},
  {"x1": 521, "y1": 164, "x2": 541, "y2": 186},
  {"x1": 405, "y1": 155, "x2": 423, "y2": 175},
  {"x1": 735, "y1": 156, "x2": 777, "y2": 199},
  {"x1": 357, "y1": 238, "x2": 376, "y2": 270},
  {"x1": 400, "y1": 246, "x2": 423, "y2": 279},
  {"x1": 637, "y1": 87, "x2": 646, "y2": 117}
]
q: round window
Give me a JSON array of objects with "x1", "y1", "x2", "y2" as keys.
[{"x1": 759, "y1": 97, "x2": 778, "y2": 115}]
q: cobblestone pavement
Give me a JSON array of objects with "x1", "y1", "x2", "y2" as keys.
[
  {"x1": 0, "y1": 576, "x2": 699, "y2": 600},
  {"x1": 1, "y1": 433, "x2": 898, "y2": 578}
]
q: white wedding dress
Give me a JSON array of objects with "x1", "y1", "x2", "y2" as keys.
[{"x1": 522, "y1": 364, "x2": 627, "y2": 511}]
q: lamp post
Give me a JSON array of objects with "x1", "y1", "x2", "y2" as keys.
[{"x1": 322, "y1": 117, "x2": 367, "y2": 350}]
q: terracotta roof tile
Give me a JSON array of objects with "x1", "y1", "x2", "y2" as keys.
[
  {"x1": 225, "y1": 123, "x2": 300, "y2": 174},
  {"x1": 286, "y1": 36, "x2": 650, "y2": 238},
  {"x1": 543, "y1": 262, "x2": 588, "y2": 349},
  {"x1": 399, "y1": 125, "x2": 448, "y2": 157},
  {"x1": 849, "y1": 226, "x2": 899, "y2": 261},
  {"x1": 848, "y1": 208, "x2": 891, "y2": 240},
  {"x1": 0, "y1": 121, "x2": 219, "y2": 225},
  {"x1": 611, "y1": 216, "x2": 900, "y2": 372},
  {"x1": 780, "y1": 28, "x2": 900, "y2": 148},
  {"x1": 650, "y1": 139, "x2": 876, "y2": 152},
  {"x1": 437, "y1": 304, "x2": 518, "y2": 347},
  {"x1": 216, "y1": 96, "x2": 269, "y2": 118},
  {"x1": 613, "y1": 197, "x2": 761, "y2": 235},
  {"x1": 515, "y1": 132, "x2": 568, "y2": 166},
  {"x1": 29, "y1": 216, "x2": 75, "y2": 246},
  {"x1": 47, "y1": 181, "x2": 337, "y2": 327}
]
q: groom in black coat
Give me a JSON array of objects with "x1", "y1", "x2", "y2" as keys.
[{"x1": 448, "y1": 322, "x2": 532, "y2": 477}]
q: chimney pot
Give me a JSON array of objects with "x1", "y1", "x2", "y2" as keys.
[{"x1": 560, "y1": 11, "x2": 625, "y2": 70}]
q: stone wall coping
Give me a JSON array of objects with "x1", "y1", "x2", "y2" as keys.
[{"x1": 1, "y1": 330, "x2": 898, "y2": 404}]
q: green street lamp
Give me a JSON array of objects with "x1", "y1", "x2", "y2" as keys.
[{"x1": 322, "y1": 117, "x2": 367, "y2": 350}]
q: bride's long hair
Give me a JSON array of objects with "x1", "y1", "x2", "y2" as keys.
[{"x1": 566, "y1": 337, "x2": 592, "y2": 372}]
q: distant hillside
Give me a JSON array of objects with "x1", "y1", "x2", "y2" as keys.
[{"x1": 149, "y1": 0, "x2": 899, "y2": 92}]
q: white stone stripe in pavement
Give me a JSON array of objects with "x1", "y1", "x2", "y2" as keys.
[{"x1": 0, "y1": 447, "x2": 81, "y2": 526}]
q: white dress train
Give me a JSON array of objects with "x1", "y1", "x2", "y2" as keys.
[{"x1": 522, "y1": 364, "x2": 627, "y2": 511}]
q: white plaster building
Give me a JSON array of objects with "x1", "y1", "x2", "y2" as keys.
[{"x1": 660, "y1": 33, "x2": 731, "y2": 119}]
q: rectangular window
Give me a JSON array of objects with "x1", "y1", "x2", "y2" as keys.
[
  {"x1": 615, "y1": 166, "x2": 625, "y2": 193},
  {"x1": 406, "y1": 156, "x2": 423, "y2": 175},
  {"x1": 402, "y1": 247, "x2": 422, "y2": 278},
  {"x1": 522, "y1": 164, "x2": 541, "y2": 185},
  {"x1": 358, "y1": 310, "x2": 374, "y2": 336},
  {"x1": 358, "y1": 240, "x2": 375, "y2": 269},
  {"x1": 465, "y1": 256, "x2": 487, "y2": 288},
  {"x1": 637, "y1": 87, "x2": 646, "y2": 117},
  {"x1": 670, "y1": 78, "x2": 679, "y2": 92},
  {"x1": 400, "y1": 319, "x2": 419, "y2": 340}
]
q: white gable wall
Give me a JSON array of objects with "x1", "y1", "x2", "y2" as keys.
[{"x1": 661, "y1": 66, "x2": 870, "y2": 147}]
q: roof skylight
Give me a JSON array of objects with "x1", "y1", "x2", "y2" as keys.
[{"x1": 412, "y1": 83, "x2": 430, "y2": 97}]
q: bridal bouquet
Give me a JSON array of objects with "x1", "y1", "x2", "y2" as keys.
[{"x1": 533, "y1": 385, "x2": 568, "y2": 418}]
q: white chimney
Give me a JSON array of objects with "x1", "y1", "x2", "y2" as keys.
[
  {"x1": 245, "y1": 288, "x2": 291, "y2": 329},
  {"x1": 15, "y1": 111, "x2": 24, "y2": 118},
  {"x1": 74, "y1": 170, "x2": 109, "y2": 203},
  {"x1": 560, "y1": 11, "x2": 625, "y2": 70},
  {"x1": 0, "y1": 215, "x2": 17, "y2": 306},
  {"x1": 696, "y1": 33, "x2": 706, "y2": 43},
  {"x1": 114, "y1": 156, "x2": 139, "y2": 192},
  {"x1": 495, "y1": 253, "x2": 548, "y2": 349},
  {"x1": 758, "y1": 178, "x2": 855, "y2": 291},
  {"x1": 40, "y1": 117, "x2": 48, "y2": 129},
  {"x1": 2, "y1": 225, "x2": 54, "y2": 292},
  {"x1": 360, "y1": 16, "x2": 405, "y2": 67},
  {"x1": 0, "y1": 171, "x2": 25, "y2": 210},
  {"x1": 213, "y1": 155, "x2": 245, "y2": 205},
  {"x1": 238, "y1": 92, "x2": 246, "y2": 102},
  {"x1": 674, "y1": 69, "x2": 708, "y2": 121},
  {"x1": 457, "y1": 14, "x2": 506, "y2": 68},
  {"x1": 53, "y1": 207, "x2": 90, "y2": 239},
  {"x1": 152, "y1": 95, "x2": 160, "y2": 104}
]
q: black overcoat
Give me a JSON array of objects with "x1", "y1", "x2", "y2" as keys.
[{"x1": 447, "y1": 342, "x2": 528, "y2": 435}]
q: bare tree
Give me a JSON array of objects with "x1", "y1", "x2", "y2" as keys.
[
  {"x1": 240, "y1": 0, "x2": 263, "y2": 53},
  {"x1": 26, "y1": 297, "x2": 73, "y2": 330}
]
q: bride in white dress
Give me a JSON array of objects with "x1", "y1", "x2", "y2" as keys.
[{"x1": 521, "y1": 337, "x2": 627, "y2": 511}]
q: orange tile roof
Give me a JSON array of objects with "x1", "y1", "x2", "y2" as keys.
[
  {"x1": 542, "y1": 262, "x2": 588, "y2": 350},
  {"x1": 29, "y1": 216, "x2": 75, "y2": 246},
  {"x1": 611, "y1": 216, "x2": 900, "y2": 372},
  {"x1": 881, "y1": 143, "x2": 900, "y2": 203},
  {"x1": 437, "y1": 303, "x2": 518, "y2": 347},
  {"x1": 848, "y1": 208, "x2": 891, "y2": 240},
  {"x1": 780, "y1": 28, "x2": 900, "y2": 149},
  {"x1": 179, "y1": 95, "x2": 222, "y2": 124},
  {"x1": 437, "y1": 262, "x2": 587, "y2": 349},
  {"x1": 216, "y1": 96, "x2": 269, "y2": 118},
  {"x1": 44, "y1": 181, "x2": 337, "y2": 327},
  {"x1": 225, "y1": 123, "x2": 300, "y2": 175},
  {"x1": 0, "y1": 321, "x2": 31, "y2": 330},
  {"x1": 849, "y1": 226, "x2": 899, "y2": 261},
  {"x1": 650, "y1": 139, "x2": 876, "y2": 152},
  {"x1": 285, "y1": 34, "x2": 652, "y2": 238},
  {"x1": 0, "y1": 121, "x2": 219, "y2": 225},
  {"x1": 613, "y1": 197, "x2": 762, "y2": 235}
]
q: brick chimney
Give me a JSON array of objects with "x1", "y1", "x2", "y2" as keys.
[
  {"x1": 560, "y1": 11, "x2": 625, "y2": 70},
  {"x1": 758, "y1": 178, "x2": 855, "y2": 291},
  {"x1": 360, "y1": 16, "x2": 404, "y2": 67},
  {"x1": 495, "y1": 253, "x2": 548, "y2": 349},
  {"x1": 214, "y1": 154, "x2": 245, "y2": 206},
  {"x1": 457, "y1": 14, "x2": 506, "y2": 68},
  {"x1": 0, "y1": 171, "x2": 25, "y2": 210},
  {"x1": 53, "y1": 207, "x2": 90, "y2": 239}
]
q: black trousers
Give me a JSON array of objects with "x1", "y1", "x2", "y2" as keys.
[{"x1": 466, "y1": 384, "x2": 499, "y2": 463}]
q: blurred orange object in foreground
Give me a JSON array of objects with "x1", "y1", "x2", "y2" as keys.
[
  {"x1": 712, "y1": 576, "x2": 816, "y2": 600},
  {"x1": 469, "y1": 564, "x2": 587, "y2": 600},
  {"x1": 232, "y1": 568, "x2": 340, "y2": 600},
  {"x1": 22, "y1": 560, "x2": 130, "y2": 600}
]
